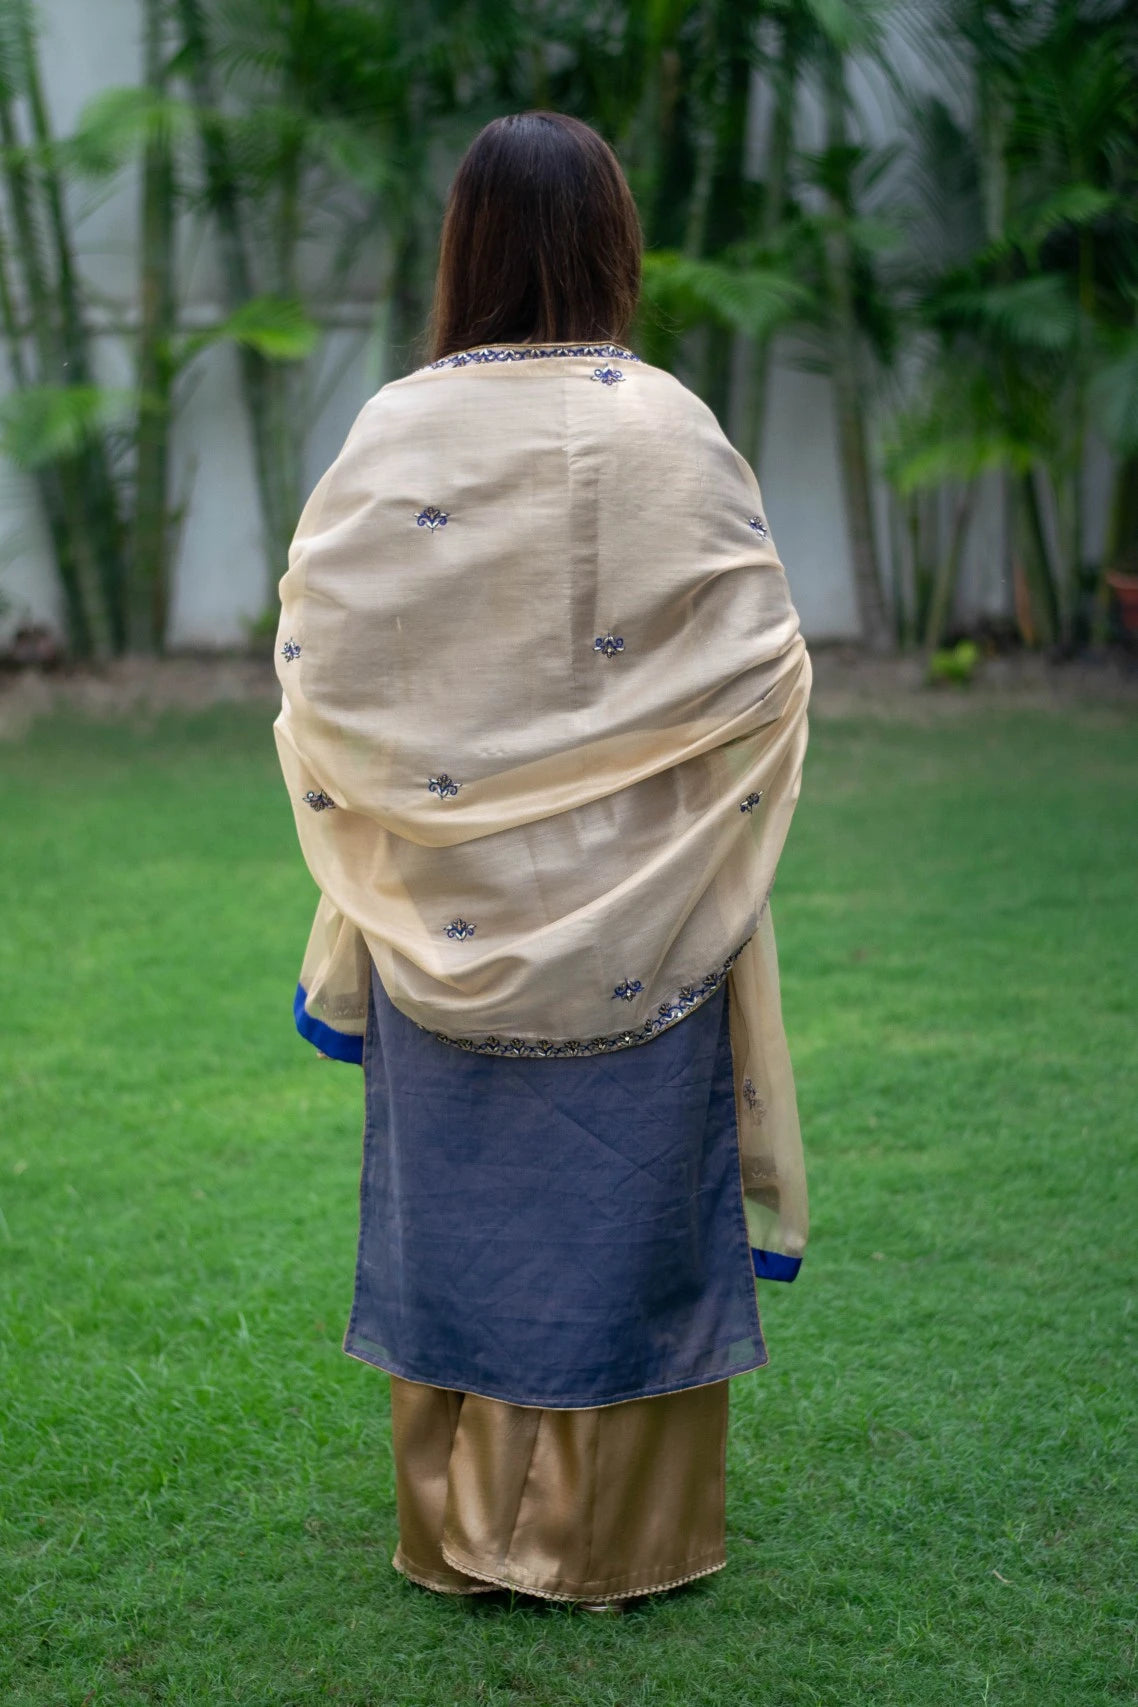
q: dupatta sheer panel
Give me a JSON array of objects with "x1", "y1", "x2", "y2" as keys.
[{"x1": 275, "y1": 345, "x2": 810, "y2": 1269}]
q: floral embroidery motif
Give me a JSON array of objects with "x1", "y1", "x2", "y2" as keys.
[
  {"x1": 594, "y1": 633, "x2": 625, "y2": 658},
  {"x1": 426, "y1": 343, "x2": 640, "y2": 371},
  {"x1": 303, "y1": 789, "x2": 335, "y2": 811},
  {"x1": 280, "y1": 638, "x2": 301, "y2": 662},
  {"x1": 748, "y1": 515, "x2": 769, "y2": 539},
  {"x1": 424, "y1": 944, "x2": 747, "y2": 1059},
  {"x1": 428, "y1": 774, "x2": 461, "y2": 799},
  {"x1": 740, "y1": 791, "x2": 763, "y2": 813},
  {"x1": 612, "y1": 979, "x2": 643, "y2": 1002},
  {"x1": 416, "y1": 506, "x2": 448, "y2": 530},
  {"x1": 444, "y1": 918, "x2": 477, "y2": 940},
  {"x1": 592, "y1": 366, "x2": 625, "y2": 386},
  {"x1": 742, "y1": 1077, "x2": 766, "y2": 1123}
]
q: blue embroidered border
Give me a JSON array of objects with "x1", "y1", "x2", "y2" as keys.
[
  {"x1": 752, "y1": 1248, "x2": 801, "y2": 1283},
  {"x1": 294, "y1": 984, "x2": 364, "y2": 1064},
  {"x1": 426, "y1": 342, "x2": 641, "y2": 371}
]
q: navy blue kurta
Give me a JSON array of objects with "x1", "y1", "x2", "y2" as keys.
[{"x1": 343, "y1": 964, "x2": 766, "y2": 1408}]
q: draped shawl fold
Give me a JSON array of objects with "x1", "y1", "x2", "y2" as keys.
[{"x1": 274, "y1": 341, "x2": 811, "y2": 1275}]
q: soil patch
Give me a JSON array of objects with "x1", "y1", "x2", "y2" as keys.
[{"x1": 1, "y1": 646, "x2": 1135, "y2": 742}]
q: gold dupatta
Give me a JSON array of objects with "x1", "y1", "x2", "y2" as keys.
[{"x1": 274, "y1": 341, "x2": 811, "y2": 1279}]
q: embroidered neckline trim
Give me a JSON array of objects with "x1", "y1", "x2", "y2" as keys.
[
  {"x1": 421, "y1": 941, "x2": 747, "y2": 1059},
  {"x1": 425, "y1": 342, "x2": 641, "y2": 372}
]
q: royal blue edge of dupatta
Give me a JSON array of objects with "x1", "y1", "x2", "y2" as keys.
[
  {"x1": 752, "y1": 1248, "x2": 802, "y2": 1282},
  {"x1": 292, "y1": 985, "x2": 800, "y2": 1279},
  {"x1": 294, "y1": 984, "x2": 364, "y2": 1064}
]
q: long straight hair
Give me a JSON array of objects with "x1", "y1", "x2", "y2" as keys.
[{"x1": 429, "y1": 112, "x2": 643, "y2": 362}]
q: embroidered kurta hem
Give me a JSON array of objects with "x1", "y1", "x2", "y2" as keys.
[
  {"x1": 344, "y1": 965, "x2": 765, "y2": 1408},
  {"x1": 388, "y1": 1373, "x2": 729, "y2": 1603}
]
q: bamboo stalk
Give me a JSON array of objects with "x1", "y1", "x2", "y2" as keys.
[
  {"x1": 975, "y1": 25, "x2": 1024, "y2": 651},
  {"x1": 174, "y1": 0, "x2": 299, "y2": 599},
  {"x1": 0, "y1": 81, "x2": 113, "y2": 657},
  {"x1": 820, "y1": 48, "x2": 890, "y2": 652},
  {"x1": 0, "y1": 204, "x2": 91, "y2": 651},
  {"x1": 1093, "y1": 451, "x2": 1138, "y2": 642},
  {"x1": 1016, "y1": 470, "x2": 1059, "y2": 646},
  {"x1": 0, "y1": 92, "x2": 59, "y2": 384},
  {"x1": 129, "y1": 0, "x2": 177, "y2": 653},
  {"x1": 741, "y1": 18, "x2": 798, "y2": 469},
  {"x1": 703, "y1": 7, "x2": 753, "y2": 429},
  {"x1": 17, "y1": 3, "x2": 128, "y2": 648},
  {"x1": 923, "y1": 487, "x2": 975, "y2": 651}
]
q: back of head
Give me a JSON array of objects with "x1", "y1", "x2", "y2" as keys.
[{"x1": 430, "y1": 112, "x2": 642, "y2": 361}]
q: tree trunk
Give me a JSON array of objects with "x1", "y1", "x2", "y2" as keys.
[
  {"x1": 698, "y1": 2, "x2": 757, "y2": 427},
  {"x1": 17, "y1": 4, "x2": 127, "y2": 647},
  {"x1": 1095, "y1": 451, "x2": 1138, "y2": 641},
  {"x1": 741, "y1": 21, "x2": 798, "y2": 469},
  {"x1": 0, "y1": 90, "x2": 114, "y2": 658},
  {"x1": 1016, "y1": 471, "x2": 1059, "y2": 646},
  {"x1": 821, "y1": 53, "x2": 890, "y2": 651},
  {"x1": 130, "y1": 0, "x2": 176, "y2": 653},
  {"x1": 975, "y1": 32, "x2": 1028, "y2": 649},
  {"x1": 923, "y1": 488, "x2": 974, "y2": 650},
  {"x1": 1105, "y1": 452, "x2": 1138, "y2": 575},
  {"x1": 176, "y1": 0, "x2": 302, "y2": 598},
  {"x1": 0, "y1": 212, "x2": 91, "y2": 652}
]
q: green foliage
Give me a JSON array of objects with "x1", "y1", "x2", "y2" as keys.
[
  {"x1": 176, "y1": 293, "x2": 319, "y2": 366},
  {"x1": 0, "y1": 384, "x2": 133, "y2": 470},
  {"x1": 1090, "y1": 327, "x2": 1138, "y2": 458},
  {"x1": 887, "y1": 0, "x2": 1138, "y2": 648},
  {"x1": 63, "y1": 85, "x2": 195, "y2": 177},
  {"x1": 932, "y1": 273, "x2": 1079, "y2": 354},
  {"x1": 641, "y1": 248, "x2": 815, "y2": 340},
  {"x1": 1, "y1": 0, "x2": 1136, "y2": 655},
  {"x1": 927, "y1": 636, "x2": 980, "y2": 685},
  {"x1": 883, "y1": 372, "x2": 1045, "y2": 494}
]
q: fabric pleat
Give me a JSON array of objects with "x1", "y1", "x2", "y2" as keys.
[{"x1": 388, "y1": 1375, "x2": 729, "y2": 1602}]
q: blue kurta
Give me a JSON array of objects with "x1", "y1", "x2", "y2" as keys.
[{"x1": 342, "y1": 964, "x2": 766, "y2": 1408}]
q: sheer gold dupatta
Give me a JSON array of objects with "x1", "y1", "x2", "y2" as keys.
[{"x1": 274, "y1": 342, "x2": 810, "y2": 1279}]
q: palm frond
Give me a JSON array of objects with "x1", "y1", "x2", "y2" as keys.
[
  {"x1": 795, "y1": 0, "x2": 891, "y2": 56},
  {"x1": 932, "y1": 272, "x2": 1078, "y2": 352},
  {"x1": 1015, "y1": 182, "x2": 1118, "y2": 253},
  {"x1": 641, "y1": 249, "x2": 816, "y2": 340},
  {"x1": 64, "y1": 87, "x2": 195, "y2": 179},
  {"x1": 176, "y1": 294, "x2": 319, "y2": 369},
  {"x1": 0, "y1": 385, "x2": 132, "y2": 471},
  {"x1": 1090, "y1": 330, "x2": 1138, "y2": 456}
]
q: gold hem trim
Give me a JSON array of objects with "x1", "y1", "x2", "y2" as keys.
[
  {"x1": 392, "y1": 1550, "x2": 499, "y2": 1596},
  {"x1": 438, "y1": 1540, "x2": 727, "y2": 1604}
]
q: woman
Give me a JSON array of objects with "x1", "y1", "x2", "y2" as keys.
[{"x1": 274, "y1": 111, "x2": 810, "y2": 1609}]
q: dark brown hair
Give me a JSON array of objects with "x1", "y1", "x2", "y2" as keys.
[{"x1": 429, "y1": 112, "x2": 642, "y2": 361}]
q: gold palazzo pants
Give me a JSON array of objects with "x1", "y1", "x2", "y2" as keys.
[{"x1": 389, "y1": 1374, "x2": 730, "y2": 1602}]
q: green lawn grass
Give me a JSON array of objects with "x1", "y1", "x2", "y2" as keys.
[{"x1": 1, "y1": 702, "x2": 1134, "y2": 1707}]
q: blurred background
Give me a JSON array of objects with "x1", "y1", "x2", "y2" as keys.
[{"x1": 0, "y1": 0, "x2": 1136, "y2": 666}]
